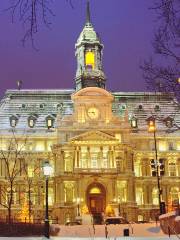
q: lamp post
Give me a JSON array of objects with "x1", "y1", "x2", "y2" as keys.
[
  {"x1": 147, "y1": 117, "x2": 163, "y2": 215},
  {"x1": 114, "y1": 196, "x2": 121, "y2": 216},
  {"x1": 73, "y1": 197, "x2": 83, "y2": 216},
  {"x1": 42, "y1": 160, "x2": 53, "y2": 239}
]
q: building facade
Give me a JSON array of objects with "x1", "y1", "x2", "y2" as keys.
[{"x1": 0, "y1": 3, "x2": 179, "y2": 223}]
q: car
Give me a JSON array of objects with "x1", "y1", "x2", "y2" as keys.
[
  {"x1": 65, "y1": 221, "x2": 81, "y2": 226},
  {"x1": 104, "y1": 216, "x2": 129, "y2": 225}
]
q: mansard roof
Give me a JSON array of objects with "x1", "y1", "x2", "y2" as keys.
[{"x1": 0, "y1": 89, "x2": 179, "y2": 134}]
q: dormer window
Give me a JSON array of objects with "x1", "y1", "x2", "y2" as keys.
[
  {"x1": 164, "y1": 116, "x2": 173, "y2": 128},
  {"x1": 40, "y1": 104, "x2": 44, "y2": 109},
  {"x1": 10, "y1": 116, "x2": 18, "y2": 127},
  {"x1": 138, "y1": 104, "x2": 143, "y2": 110},
  {"x1": 155, "y1": 105, "x2": 160, "y2": 111},
  {"x1": 121, "y1": 105, "x2": 126, "y2": 110},
  {"x1": 46, "y1": 116, "x2": 54, "y2": 129},
  {"x1": 131, "y1": 117, "x2": 138, "y2": 128},
  {"x1": 28, "y1": 116, "x2": 35, "y2": 128}
]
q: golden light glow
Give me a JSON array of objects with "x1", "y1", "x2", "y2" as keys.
[
  {"x1": 148, "y1": 120, "x2": 156, "y2": 132},
  {"x1": 89, "y1": 187, "x2": 101, "y2": 194},
  {"x1": 36, "y1": 141, "x2": 45, "y2": 151},
  {"x1": 87, "y1": 107, "x2": 99, "y2": 119},
  {"x1": 159, "y1": 141, "x2": 167, "y2": 151},
  {"x1": 177, "y1": 141, "x2": 180, "y2": 151},
  {"x1": 115, "y1": 134, "x2": 121, "y2": 142},
  {"x1": 85, "y1": 51, "x2": 95, "y2": 69}
]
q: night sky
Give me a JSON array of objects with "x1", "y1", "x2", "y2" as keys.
[{"x1": 0, "y1": 0, "x2": 156, "y2": 97}]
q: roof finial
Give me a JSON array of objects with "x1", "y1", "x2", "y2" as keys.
[{"x1": 86, "y1": 0, "x2": 91, "y2": 24}]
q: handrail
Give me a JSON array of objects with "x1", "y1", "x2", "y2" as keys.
[{"x1": 167, "y1": 222, "x2": 180, "y2": 239}]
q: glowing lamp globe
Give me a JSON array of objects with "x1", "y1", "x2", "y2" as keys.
[{"x1": 42, "y1": 160, "x2": 53, "y2": 177}]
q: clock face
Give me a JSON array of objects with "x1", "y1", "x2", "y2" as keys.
[{"x1": 87, "y1": 107, "x2": 99, "y2": 119}]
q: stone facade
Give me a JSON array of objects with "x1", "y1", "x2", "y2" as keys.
[{"x1": 0, "y1": 3, "x2": 179, "y2": 224}]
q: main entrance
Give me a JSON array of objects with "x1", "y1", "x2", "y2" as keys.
[{"x1": 86, "y1": 182, "x2": 106, "y2": 214}]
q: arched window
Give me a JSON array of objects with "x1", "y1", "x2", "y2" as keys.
[
  {"x1": 46, "y1": 116, "x2": 54, "y2": 129},
  {"x1": 152, "y1": 187, "x2": 159, "y2": 205},
  {"x1": 10, "y1": 115, "x2": 18, "y2": 127},
  {"x1": 170, "y1": 187, "x2": 179, "y2": 205},
  {"x1": 28, "y1": 116, "x2": 36, "y2": 128},
  {"x1": 131, "y1": 117, "x2": 138, "y2": 128},
  {"x1": 85, "y1": 51, "x2": 95, "y2": 69}
]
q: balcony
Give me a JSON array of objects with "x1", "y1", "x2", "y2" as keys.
[{"x1": 74, "y1": 167, "x2": 117, "y2": 175}]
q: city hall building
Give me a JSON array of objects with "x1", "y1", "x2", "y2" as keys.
[{"x1": 0, "y1": 3, "x2": 179, "y2": 223}]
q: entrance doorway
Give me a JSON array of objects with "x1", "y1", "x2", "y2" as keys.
[{"x1": 87, "y1": 182, "x2": 106, "y2": 214}]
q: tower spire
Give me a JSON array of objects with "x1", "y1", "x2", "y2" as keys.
[{"x1": 86, "y1": 1, "x2": 91, "y2": 24}]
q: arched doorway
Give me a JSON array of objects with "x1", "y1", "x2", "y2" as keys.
[{"x1": 86, "y1": 182, "x2": 106, "y2": 214}]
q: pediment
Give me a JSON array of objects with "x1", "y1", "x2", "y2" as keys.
[
  {"x1": 70, "y1": 131, "x2": 118, "y2": 143},
  {"x1": 72, "y1": 87, "x2": 114, "y2": 101}
]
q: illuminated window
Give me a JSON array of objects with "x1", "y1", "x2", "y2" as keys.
[
  {"x1": 138, "y1": 215, "x2": 144, "y2": 221},
  {"x1": 90, "y1": 187, "x2": 101, "y2": 194},
  {"x1": 28, "y1": 116, "x2": 36, "y2": 128},
  {"x1": 85, "y1": 51, "x2": 95, "y2": 69},
  {"x1": 168, "y1": 161, "x2": 177, "y2": 176},
  {"x1": 159, "y1": 141, "x2": 167, "y2": 151},
  {"x1": 177, "y1": 142, "x2": 180, "y2": 151},
  {"x1": 117, "y1": 181, "x2": 127, "y2": 202},
  {"x1": 28, "y1": 165, "x2": 34, "y2": 177},
  {"x1": 150, "y1": 158, "x2": 165, "y2": 176},
  {"x1": 115, "y1": 134, "x2": 121, "y2": 142},
  {"x1": 134, "y1": 160, "x2": 142, "y2": 177},
  {"x1": 136, "y1": 187, "x2": 143, "y2": 205},
  {"x1": 170, "y1": 187, "x2": 180, "y2": 205},
  {"x1": 46, "y1": 116, "x2": 54, "y2": 129},
  {"x1": 36, "y1": 141, "x2": 45, "y2": 151},
  {"x1": 65, "y1": 157, "x2": 73, "y2": 172},
  {"x1": 10, "y1": 116, "x2": 18, "y2": 127},
  {"x1": 131, "y1": 117, "x2": 138, "y2": 128},
  {"x1": 152, "y1": 187, "x2": 159, "y2": 205}
]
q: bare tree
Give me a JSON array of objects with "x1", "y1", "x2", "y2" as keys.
[
  {"x1": 6, "y1": 0, "x2": 74, "y2": 48},
  {"x1": 141, "y1": 0, "x2": 180, "y2": 101},
  {"x1": 0, "y1": 130, "x2": 28, "y2": 223},
  {"x1": 22, "y1": 155, "x2": 41, "y2": 222}
]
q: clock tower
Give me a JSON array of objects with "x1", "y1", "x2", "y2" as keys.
[{"x1": 75, "y1": 1, "x2": 106, "y2": 91}]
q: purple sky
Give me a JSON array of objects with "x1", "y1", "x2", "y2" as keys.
[{"x1": 0, "y1": 0, "x2": 156, "y2": 97}]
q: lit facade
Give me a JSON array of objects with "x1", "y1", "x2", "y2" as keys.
[{"x1": 0, "y1": 3, "x2": 179, "y2": 223}]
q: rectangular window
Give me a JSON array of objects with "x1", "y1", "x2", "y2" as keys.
[{"x1": 159, "y1": 141, "x2": 167, "y2": 151}]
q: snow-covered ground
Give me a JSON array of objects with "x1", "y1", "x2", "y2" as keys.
[
  {"x1": 0, "y1": 237, "x2": 178, "y2": 240},
  {"x1": 51, "y1": 222, "x2": 167, "y2": 238},
  {"x1": 0, "y1": 223, "x2": 179, "y2": 239}
]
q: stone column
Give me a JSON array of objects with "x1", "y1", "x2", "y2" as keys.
[
  {"x1": 60, "y1": 181, "x2": 64, "y2": 205},
  {"x1": 87, "y1": 146, "x2": 90, "y2": 168}
]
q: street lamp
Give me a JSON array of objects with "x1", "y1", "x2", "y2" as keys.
[
  {"x1": 114, "y1": 196, "x2": 121, "y2": 216},
  {"x1": 42, "y1": 160, "x2": 53, "y2": 239},
  {"x1": 147, "y1": 116, "x2": 163, "y2": 215},
  {"x1": 73, "y1": 197, "x2": 83, "y2": 216}
]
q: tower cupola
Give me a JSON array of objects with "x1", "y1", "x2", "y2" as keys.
[{"x1": 75, "y1": 1, "x2": 106, "y2": 91}]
